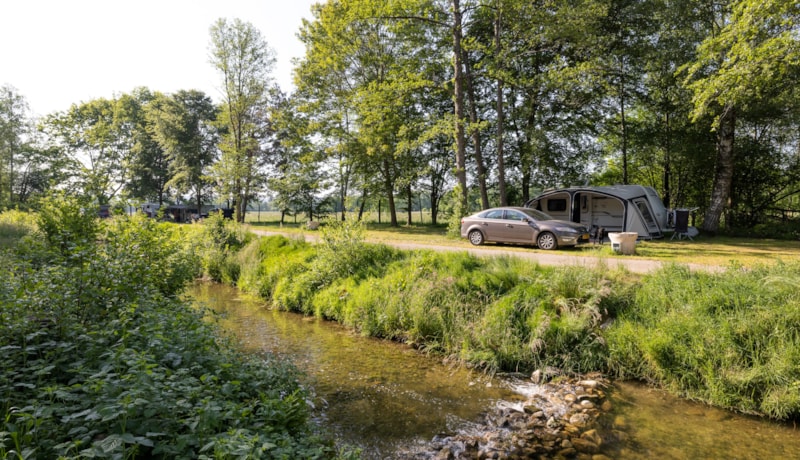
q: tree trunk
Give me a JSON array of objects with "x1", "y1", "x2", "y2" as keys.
[
  {"x1": 619, "y1": 68, "x2": 628, "y2": 185},
  {"x1": 380, "y1": 157, "x2": 398, "y2": 226},
  {"x1": 196, "y1": 187, "x2": 203, "y2": 221},
  {"x1": 452, "y1": 0, "x2": 468, "y2": 213},
  {"x1": 463, "y1": 50, "x2": 489, "y2": 210},
  {"x1": 406, "y1": 184, "x2": 413, "y2": 225},
  {"x1": 494, "y1": 5, "x2": 508, "y2": 206},
  {"x1": 662, "y1": 112, "x2": 671, "y2": 209},
  {"x1": 430, "y1": 170, "x2": 441, "y2": 225},
  {"x1": 357, "y1": 188, "x2": 367, "y2": 221},
  {"x1": 702, "y1": 103, "x2": 735, "y2": 234}
]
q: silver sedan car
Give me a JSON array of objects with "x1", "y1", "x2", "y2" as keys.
[{"x1": 460, "y1": 207, "x2": 590, "y2": 250}]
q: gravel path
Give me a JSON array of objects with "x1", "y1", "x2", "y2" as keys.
[{"x1": 248, "y1": 229, "x2": 721, "y2": 274}]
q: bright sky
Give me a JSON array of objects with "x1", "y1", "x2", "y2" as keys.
[{"x1": 1, "y1": 0, "x2": 319, "y2": 117}]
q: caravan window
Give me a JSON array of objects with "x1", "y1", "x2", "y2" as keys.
[
  {"x1": 547, "y1": 199, "x2": 568, "y2": 212},
  {"x1": 634, "y1": 199, "x2": 657, "y2": 227}
]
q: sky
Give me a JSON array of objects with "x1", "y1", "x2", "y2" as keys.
[{"x1": 1, "y1": 0, "x2": 319, "y2": 117}]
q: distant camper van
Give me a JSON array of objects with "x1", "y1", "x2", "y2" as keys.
[{"x1": 141, "y1": 203, "x2": 160, "y2": 218}]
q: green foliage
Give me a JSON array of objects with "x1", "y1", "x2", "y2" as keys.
[
  {"x1": 445, "y1": 185, "x2": 467, "y2": 238},
  {"x1": 472, "y1": 267, "x2": 610, "y2": 373},
  {"x1": 239, "y1": 235, "x2": 615, "y2": 375},
  {"x1": 0, "y1": 210, "x2": 340, "y2": 459},
  {"x1": 35, "y1": 192, "x2": 100, "y2": 257},
  {"x1": 606, "y1": 262, "x2": 800, "y2": 420},
  {"x1": 0, "y1": 209, "x2": 37, "y2": 249},
  {"x1": 239, "y1": 235, "x2": 316, "y2": 302},
  {"x1": 197, "y1": 213, "x2": 250, "y2": 283}
]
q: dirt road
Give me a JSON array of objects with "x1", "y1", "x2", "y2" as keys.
[{"x1": 248, "y1": 229, "x2": 721, "y2": 274}]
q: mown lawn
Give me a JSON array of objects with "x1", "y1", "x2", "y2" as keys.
[{"x1": 246, "y1": 212, "x2": 800, "y2": 269}]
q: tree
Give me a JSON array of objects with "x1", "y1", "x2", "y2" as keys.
[
  {"x1": 209, "y1": 18, "x2": 276, "y2": 223},
  {"x1": 296, "y1": 0, "x2": 452, "y2": 227},
  {"x1": 0, "y1": 85, "x2": 30, "y2": 206},
  {"x1": 118, "y1": 88, "x2": 171, "y2": 206},
  {"x1": 682, "y1": 0, "x2": 800, "y2": 233},
  {"x1": 147, "y1": 90, "x2": 218, "y2": 215},
  {"x1": 41, "y1": 98, "x2": 129, "y2": 204},
  {"x1": 266, "y1": 89, "x2": 328, "y2": 222}
]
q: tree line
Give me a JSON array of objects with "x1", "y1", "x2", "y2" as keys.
[{"x1": 1, "y1": 0, "x2": 799, "y2": 232}]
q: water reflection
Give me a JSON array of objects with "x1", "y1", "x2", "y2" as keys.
[
  {"x1": 189, "y1": 282, "x2": 800, "y2": 459},
  {"x1": 606, "y1": 382, "x2": 800, "y2": 459},
  {"x1": 188, "y1": 282, "x2": 515, "y2": 458}
]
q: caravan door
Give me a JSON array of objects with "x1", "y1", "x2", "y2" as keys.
[{"x1": 632, "y1": 198, "x2": 662, "y2": 237}]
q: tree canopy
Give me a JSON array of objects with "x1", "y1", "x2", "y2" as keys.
[{"x1": 2, "y1": 1, "x2": 799, "y2": 235}]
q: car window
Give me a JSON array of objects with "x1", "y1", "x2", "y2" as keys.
[
  {"x1": 521, "y1": 208, "x2": 553, "y2": 221},
  {"x1": 484, "y1": 209, "x2": 504, "y2": 219},
  {"x1": 504, "y1": 210, "x2": 527, "y2": 221}
]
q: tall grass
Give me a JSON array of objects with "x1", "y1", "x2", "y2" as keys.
[
  {"x1": 0, "y1": 209, "x2": 38, "y2": 249},
  {"x1": 606, "y1": 262, "x2": 800, "y2": 419},
  {"x1": 237, "y1": 226, "x2": 617, "y2": 375},
  {"x1": 231, "y1": 222, "x2": 800, "y2": 421}
]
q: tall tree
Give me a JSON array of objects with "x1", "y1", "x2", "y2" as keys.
[
  {"x1": 41, "y1": 98, "x2": 129, "y2": 204},
  {"x1": 209, "y1": 18, "x2": 275, "y2": 222},
  {"x1": 117, "y1": 88, "x2": 171, "y2": 206},
  {"x1": 451, "y1": 0, "x2": 470, "y2": 214},
  {"x1": 147, "y1": 90, "x2": 218, "y2": 215},
  {"x1": 0, "y1": 85, "x2": 29, "y2": 206},
  {"x1": 682, "y1": 0, "x2": 800, "y2": 233}
]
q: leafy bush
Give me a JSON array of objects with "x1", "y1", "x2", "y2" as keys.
[
  {"x1": 0, "y1": 203, "x2": 340, "y2": 459},
  {"x1": 35, "y1": 192, "x2": 100, "y2": 257},
  {"x1": 197, "y1": 213, "x2": 250, "y2": 283}
]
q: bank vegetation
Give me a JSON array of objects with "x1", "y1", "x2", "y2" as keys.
[
  {"x1": 0, "y1": 202, "x2": 348, "y2": 459},
  {"x1": 221, "y1": 219, "x2": 800, "y2": 422},
  {"x1": 3, "y1": 204, "x2": 799, "y2": 460}
]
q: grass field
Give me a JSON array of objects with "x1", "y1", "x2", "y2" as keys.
[{"x1": 244, "y1": 210, "x2": 800, "y2": 268}]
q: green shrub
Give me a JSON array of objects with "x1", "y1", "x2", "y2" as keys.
[
  {"x1": 0, "y1": 208, "x2": 340, "y2": 459},
  {"x1": 35, "y1": 192, "x2": 100, "y2": 257},
  {"x1": 196, "y1": 213, "x2": 250, "y2": 283}
]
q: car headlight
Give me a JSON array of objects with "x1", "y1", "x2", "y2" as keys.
[{"x1": 554, "y1": 226, "x2": 579, "y2": 234}]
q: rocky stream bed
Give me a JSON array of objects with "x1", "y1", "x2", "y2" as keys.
[{"x1": 398, "y1": 370, "x2": 617, "y2": 460}]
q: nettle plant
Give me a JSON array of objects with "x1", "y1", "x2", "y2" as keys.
[{"x1": 0, "y1": 198, "x2": 339, "y2": 459}]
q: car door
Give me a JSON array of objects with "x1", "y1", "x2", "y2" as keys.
[
  {"x1": 500, "y1": 210, "x2": 535, "y2": 243},
  {"x1": 480, "y1": 209, "x2": 506, "y2": 241}
]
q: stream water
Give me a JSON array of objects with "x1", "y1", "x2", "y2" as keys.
[{"x1": 189, "y1": 282, "x2": 800, "y2": 459}]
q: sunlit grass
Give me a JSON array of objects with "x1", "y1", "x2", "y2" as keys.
[{"x1": 244, "y1": 211, "x2": 800, "y2": 268}]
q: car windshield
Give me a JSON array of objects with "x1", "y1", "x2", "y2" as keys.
[{"x1": 519, "y1": 208, "x2": 554, "y2": 221}]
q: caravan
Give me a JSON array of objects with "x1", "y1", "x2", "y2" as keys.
[{"x1": 524, "y1": 185, "x2": 669, "y2": 239}]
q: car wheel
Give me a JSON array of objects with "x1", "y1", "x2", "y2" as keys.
[
  {"x1": 537, "y1": 232, "x2": 558, "y2": 250},
  {"x1": 468, "y1": 229, "x2": 485, "y2": 246}
]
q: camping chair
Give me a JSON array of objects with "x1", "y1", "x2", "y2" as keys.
[
  {"x1": 592, "y1": 226, "x2": 605, "y2": 244},
  {"x1": 670, "y1": 209, "x2": 693, "y2": 241}
]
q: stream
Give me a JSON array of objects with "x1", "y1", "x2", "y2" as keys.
[{"x1": 188, "y1": 282, "x2": 800, "y2": 459}]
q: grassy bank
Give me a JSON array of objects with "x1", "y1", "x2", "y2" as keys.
[
  {"x1": 218, "y1": 220, "x2": 800, "y2": 421},
  {"x1": 0, "y1": 203, "x2": 344, "y2": 459}
]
